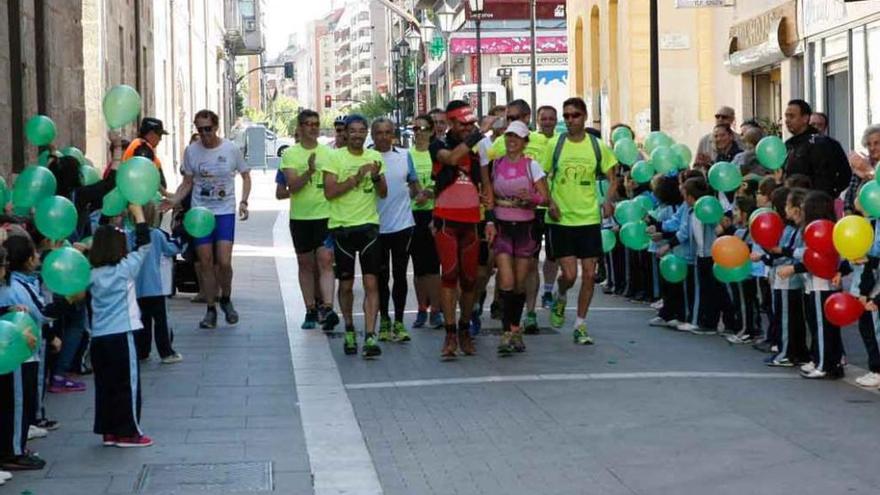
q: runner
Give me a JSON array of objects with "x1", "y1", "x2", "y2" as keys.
[
  {"x1": 544, "y1": 97, "x2": 619, "y2": 345},
  {"x1": 409, "y1": 115, "x2": 443, "y2": 329},
  {"x1": 371, "y1": 118, "x2": 420, "y2": 343},
  {"x1": 491, "y1": 121, "x2": 550, "y2": 355},
  {"x1": 323, "y1": 115, "x2": 388, "y2": 358},
  {"x1": 429, "y1": 100, "x2": 493, "y2": 359},
  {"x1": 536, "y1": 105, "x2": 561, "y2": 309},
  {"x1": 279, "y1": 109, "x2": 339, "y2": 331},
  {"x1": 166, "y1": 109, "x2": 251, "y2": 329}
]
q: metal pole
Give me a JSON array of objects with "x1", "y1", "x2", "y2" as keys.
[
  {"x1": 649, "y1": 0, "x2": 660, "y2": 131},
  {"x1": 475, "y1": 18, "x2": 483, "y2": 120},
  {"x1": 529, "y1": 0, "x2": 537, "y2": 125},
  {"x1": 445, "y1": 34, "x2": 452, "y2": 105}
]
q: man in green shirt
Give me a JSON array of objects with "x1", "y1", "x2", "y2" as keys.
[
  {"x1": 544, "y1": 97, "x2": 619, "y2": 345},
  {"x1": 323, "y1": 115, "x2": 388, "y2": 358},
  {"x1": 280, "y1": 110, "x2": 339, "y2": 331}
]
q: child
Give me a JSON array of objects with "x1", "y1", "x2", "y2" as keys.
[
  {"x1": 777, "y1": 189, "x2": 845, "y2": 379},
  {"x1": 0, "y1": 245, "x2": 45, "y2": 472},
  {"x1": 647, "y1": 175, "x2": 686, "y2": 327},
  {"x1": 727, "y1": 196, "x2": 763, "y2": 344},
  {"x1": 89, "y1": 204, "x2": 154, "y2": 447},
  {"x1": 850, "y1": 186, "x2": 880, "y2": 387},
  {"x1": 764, "y1": 187, "x2": 809, "y2": 367},
  {"x1": 752, "y1": 177, "x2": 779, "y2": 352},
  {"x1": 132, "y1": 203, "x2": 184, "y2": 363}
]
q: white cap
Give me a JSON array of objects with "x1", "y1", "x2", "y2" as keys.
[{"x1": 504, "y1": 121, "x2": 530, "y2": 139}]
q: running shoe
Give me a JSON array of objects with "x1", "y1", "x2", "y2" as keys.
[
  {"x1": 441, "y1": 332, "x2": 458, "y2": 360},
  {"x1": 115, "y1": 435, "x2": 154, "y2": 448},
  {"x1": 650, "y1": 300, "x2": 664, "y2": 310},
  {"x1": 856, "y1": 372, "x2": 880, "y2": 388},
  {"x1": 377, "y1": 318, "x2": 392, "y2": 342},
  {"x1": 48, "y1": 376, "x2": 86, "y2": 393},
  {"x1": 541, "y1": 291, "x2": 554, "y2": 309},
  {"x1": 497, "y1": 331, "x2": 514, "y2": 356},
  {"x1": 429, "y1": 311, "x2": 444, "y2": 329},
  {"x1": 469, "y1": 312, "x2": 482, "y2": 335},
  {"x1": 800, "y1": 368, "x2": 827, "y2": 379},
  {"x1": 726, "y1": 333, "x2": 754, "y2": 345},
  {"x1": 767, "y1": 357, "x2": 794, "y2": 367},
  {"x1": 220, "y1": 300, "x2": 239, "y2": 324},
  {"x1": 458, "y1": 325, "x2": 476, "y2": 356},
  {"x1": 412, "y1": 311, "x2": 428, "y2": 328},
  {"x1": 102, "y1": 434, "x2": 117, "y2": 447},
  {"x1": 550, "y1": 295, "x2": 566, "y2": 329},
  {"x1": 322, "y1": 309, "x2": 340, "y2": 331},
  {"x1": 648, "y1": 316, "x2": 668, "y2": 327},
  {"x1": 362, "y1": 334, "x2": 382, "y2": 358},
  {"x1": 301, "y1": 308, "x2": 318, "y2": 330},
  {"x1": 343, "y1": 331, "x2": 358, "y2": 355},
  {"x1": 199, "y1": 307, "x2": 218, "y2": 329},
  {"x1": 392, "y1": 321, "x2": 411, "y2": 342},
  {"x1": 800, "y1": 362, "x2": 816, "y2": 373},
  {"x1": 511, "y1": 330, "x2": 526, "y2": 353},
  {"x1": 523, "y1": 311, "x2": 539, "y2": 334},
  {"x1": 160, "y1": 353, "x2": 184, "y2": 364},
  {"x1": 572, "y1": 323, "x2": 594, "y2": 345}
]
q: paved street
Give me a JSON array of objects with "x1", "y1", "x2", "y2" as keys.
[{"x1": 7, "y1": 173, "x2": 880, "y2": 494}]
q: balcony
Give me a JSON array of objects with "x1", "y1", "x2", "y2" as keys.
[{"x1": 223, "y1": 0, "x2": 264, "y2": 55}]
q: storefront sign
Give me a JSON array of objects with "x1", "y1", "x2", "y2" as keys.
[
  {"x1": 660, "y1": 33, "x2": 691, "y2": 50},
  {"x1": 675, "y1": 0, "x2": 732, "y2": 6},
  {"x1": 728, "y1": 1, "x2": 797, "y2": 52},
  {"x1": 465, "y1": 0, "x2": 566, "y2": 21},
  {"x1": 499, "y1": 54, "x2": 569, "y2": 66},
  {"x1": 450, "y1": 35, "x2": 567, "y2": 54}
]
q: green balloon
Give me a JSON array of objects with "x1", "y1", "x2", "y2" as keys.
[
  {"x1": 34, "y1": 195, "x2": 78, "y2": 241},
  {"x1": 60, "y1": 146, "x2": 87, "y2": 166},
  {"x1": 644, "y1": 131, "x2": 673, "y2": 154},
  {"x1": 614, "y1": 199, "x2": 646, "y2": 224},
  {"x1": 601, "y1": 229, "x2": 616, "y2": 253},
  {"x1": 0, "y1": 311, "x2": 41, "y2": 349},
  {"x1": 633, "y1": 195, "x2": 654, "y2": 213},
  {"x1": 38, "y1": 149, "x2": 61, "y2": 167},
  {"x1": 80, "y1": 164, "x2": 100, "y2": 186},
  {"x1": 713, "y1": 261, "x2": 752, "y2": 283},
  {"x1": 620, "y1": 221, "x2": 650, "y2": 250},
  {"x1": 613, "y1": 138, "x2": 640, "y2": 166},
  {"x1": 611, "y1": 126, "x2": 634, "y2": 144},
  {"x1": 117, "y1": 156, "x2": 160, "y2": 205},
  {"x1": 80, "y1": 235, "x2": 93, "y2": 247},
  {"x1": 748, "y1": 207, "x2": 773, "y2": 226},
  {"x1": 102, "y1": 188, "x2": 128, "y2": 216},
  {"x1": 660, "y1": 254, "x2": 688, "y2": 283},
  {"x1": 859, "y1": 180, "x2": 880, "y2": 218},
  {"x1": 651, "y1": 145, "x2": 677, "y2": 174},
  {"x1": 0, "y1": 320, "x2": 33, "y2": 374},
  {"x1": 41, "y1": 247, "x2": 91, "y2": 296},
  {"x1": 0, "y1": 177, "x2": 8, "y2": 209},
  {"x1": 755, "y1": 136, "x2": 787, "y2": 170},
  {"x1": 102, "y1": 85, "x2": 142, "y2": 129},
  {"x1": 13, "y1": 165, "x2": 57, "y2": 208},
  {"x1": 671, "y1": 143, "x2": 692, "y2": 170},
  {"x1": 184, "y1": 207, "x2": 217, "y2": 238},
  {"x1": 694, "y1": 196, "x2": 724, "y2": 224},
  {"x1": 708, "y1": 161, "x2": 742, "y2": 192},
  {"x1": 24, "y1": 115, "x2": 57, "y2": 146},
  {"x1": 631, "y1": 160, "x2": 655, "y2": 184}
]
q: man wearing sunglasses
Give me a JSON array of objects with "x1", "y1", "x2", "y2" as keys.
[
  {"x1": 544, "y1": 97, "x2": 619, "y2": 346},
  {"x1": 331, "y1": 116, "x2": 347, "y2": 149},
  {"x1": 165, "y1": 109, "x2": 251, "y2": 329},
  {"x1": 694, "y1": 106, "x2": 744, "y2": 168}
]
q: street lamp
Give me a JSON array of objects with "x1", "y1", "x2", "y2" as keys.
[
  {"x1": 418, "y1": 15, "x2": 436, "y2": 110},
  {"x1": 406, "y1": 28, "x2": 422, "y2": 116},
  {"x1": 436, "y1": 2, "x2": 456, "y2": 106},
  {"x1": 391, "y1": 45, "x2": 400, "y2": 131},
  {"x1": 396, "y1": 39, "x2": 411, "y2": 127},
  {"x1": 468, "y1": 0, "x2": 485, "y2": 120}
]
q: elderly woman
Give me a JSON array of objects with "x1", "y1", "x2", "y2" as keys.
[{"x1": 843, "y1": 124, "x2": 880, "y2": 214}]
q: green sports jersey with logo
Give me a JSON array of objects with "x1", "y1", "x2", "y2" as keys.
[
  {"x1": 280, "y1": 143, "x2": 332, "y2": 220},
  {"x1": 544, "y1": 134, "x2": 618, "y2": 226},
  {"x1": 323, "y1": 148, "x2": 386, "y2": 229},
  {"x1": 409, "y1": 148, "x2": 434, "y2": 211}
]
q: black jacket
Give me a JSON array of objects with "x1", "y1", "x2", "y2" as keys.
[{"x1": 784, "y1": 126, "x2": 851, "y2": 197}]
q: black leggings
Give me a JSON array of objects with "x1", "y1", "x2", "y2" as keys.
[
  {"x1": 136, "y1": 296, "x2": 175, "y2": 359},
  {"x1": 0, "y1": 362, "x2": 38, "y2": 457},
  {"x1": 380, "y1": 227, "x2": 413, "y2": 322}
]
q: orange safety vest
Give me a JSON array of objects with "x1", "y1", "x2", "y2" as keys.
[{"x1": 122, "y1": 138, "x2": 163, "y2": 170}]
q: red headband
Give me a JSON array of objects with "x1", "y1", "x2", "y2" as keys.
[{"x1": 447, "y1": 106, "x2": 476, "y2": 124}]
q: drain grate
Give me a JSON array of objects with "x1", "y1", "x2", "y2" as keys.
[{"x1": 135, "y1": 461, "x2": 272, "y2": 493}]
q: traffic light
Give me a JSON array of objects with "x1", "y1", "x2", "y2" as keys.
[
  {"x1": 324, "y1": 95, "x2": 332, "y2": 108},
  {"x1": 284, "y1": 62, "x2": 295, "y2": 79}
]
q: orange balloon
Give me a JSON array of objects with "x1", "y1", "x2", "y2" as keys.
[{"x1": 711, "y1": 235, "x2": 750, "y2": 268}]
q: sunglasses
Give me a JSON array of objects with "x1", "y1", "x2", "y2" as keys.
[
  {"x1": 562, "y1": 112, "x2": 583, "y2": 119},
  {"x1": 413, "y1": 125, "x2": 432, "y2": 132},
  {"x1": 715, "y1": 114, "x2": 733, "y2": 119},
  {"x1": 196, "y1": 126, "x2": 214, "y2": 133}
]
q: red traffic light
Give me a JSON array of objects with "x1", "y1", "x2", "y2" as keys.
[{"x1": 324, "y1": 95, "x2": 332, "y2": 108}]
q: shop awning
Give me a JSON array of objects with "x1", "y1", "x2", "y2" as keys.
[{"x1": 724, "y1": 2, "x2": 798, "y2": 74}]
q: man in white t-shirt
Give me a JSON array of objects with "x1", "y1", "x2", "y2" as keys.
[
  {"x1": 166, "y1": 109, "x2": 251, "y2": 329},
  {"x1": 371, "y1": 118, "x2": 422, "y2": 343}
]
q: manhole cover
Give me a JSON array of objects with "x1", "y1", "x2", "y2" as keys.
[{"x1": 135, "y1": 461, "x2": 272, "y2": 493}]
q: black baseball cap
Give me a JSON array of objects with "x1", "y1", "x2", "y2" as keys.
[{"x1": 139, "y1": 117, "x2": 169, "y2": 136}]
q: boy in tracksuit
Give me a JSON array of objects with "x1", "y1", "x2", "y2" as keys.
[
  {"x1": 726, "y1": 196, "x2": 762, "y2": 344},
  {"x1": 651, "y1": 200, "x2": 691, "y2": 327},
  {"x1": 763, "y1": 223, "x2": 809, "y2": 367}
]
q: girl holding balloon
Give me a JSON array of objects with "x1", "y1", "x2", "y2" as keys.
[
  {"x1": 725, "y1": 196, "x2": 763, "y2": 345},
  {"x1": 647, "y1": 175, "x2": 688, "y2": 327},
  {"x1": 777, "y1": 190, "x2": 845, "y2": 379}
]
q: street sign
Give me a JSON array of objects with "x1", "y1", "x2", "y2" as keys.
[{"x1": 675, "y1": 0, "x2": 733, "y2": 7}]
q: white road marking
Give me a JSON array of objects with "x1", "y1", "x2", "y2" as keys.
[
  {"x1": 273, "y1": 211, "x2": 383, "y2": 495},
  {"x1": 345, "y1": 371, "x2": 799, "y2": 390}
]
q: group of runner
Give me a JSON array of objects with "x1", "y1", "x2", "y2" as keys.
[{"x1": 278, "y1": 97, "x2": 618, "y2": 360}]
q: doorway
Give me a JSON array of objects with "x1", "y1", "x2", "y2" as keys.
[{"x1": 825, "y1": 58, "x2": 850, "y2": 148}]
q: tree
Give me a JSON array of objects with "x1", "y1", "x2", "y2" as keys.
[
  {"x1": 242, "y1": 95, "x2": 302, "y2": 137},
  {"x1": 351, "y1": 93, "x2": 395, "y2": 120}
]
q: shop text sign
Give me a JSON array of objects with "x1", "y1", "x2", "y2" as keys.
[
  {"x1": 675, "y1": 0, "x2": 732, "y2": 7},
  {"x1": 499, "y1": 54, "x2": 569, "y2": 66}
]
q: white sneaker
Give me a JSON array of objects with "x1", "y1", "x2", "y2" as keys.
[
  {"x1": 855, "y1": 372, "x2": 880, "y2": 388},
  {"x1": 650, "y1": 300, "x2": 664, "y2": 310},
  {"x1": 665, "y1": 319, "x2": 681, "y2": 329},
  {"x1": 0, "y1": 471, "x2": 11, "y2": 481},
  {"x1": 28, "y1": 425, "x2": 48, "y2": 440},
  {"x1": 800, "y1": 362, "x2": 816, "y2": 373},
  {"x1": 161, "y1": 353, "x2": 184, "y2": 364},
  {"x1": 801, "y1": 368, "x2": 827, "y2": 379},
  {"x1": 648, "y1": 316, "x2": 668, "y2": 327},
  {"x1": 676, "y1": 322, "x2": 699, "y2": 332},
  {"x1": 727, "y1": 334, "x2": 754, "y2": 345}
]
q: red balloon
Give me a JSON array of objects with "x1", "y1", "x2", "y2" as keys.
[
  {"x1": 824, "y1": 292, "x2": 864, "y2": 327},
  {"x1": 750, "y1": 211, "x2": 784, "y2": 249},
  {"x1": 804, "y1": 219, "x2": 836, "y2": 255},
  {"x1": 802, "y1": 248, "x2": 840, "y2": 280}
]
